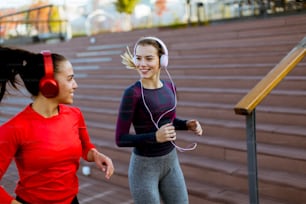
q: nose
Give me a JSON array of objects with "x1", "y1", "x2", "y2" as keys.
[
  {"x1": 137, "y1": 58, "x2": 146, "y2": 67},
  {"x1": 73, "y1": 79, "x2": 78, "y2": 89}
]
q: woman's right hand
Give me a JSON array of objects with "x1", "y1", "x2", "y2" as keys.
[{"x1": 156, "y1": 123, "x2": 176, "y2": 143}]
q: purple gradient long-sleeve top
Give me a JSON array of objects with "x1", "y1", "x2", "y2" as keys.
[{"x1": 115, "y1": 80, "x2": 188, "y2": 157}]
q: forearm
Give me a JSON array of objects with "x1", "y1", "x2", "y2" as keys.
[
  {"x1": 173, "y1": 118, "x2": 188, "y2": 130},
  {"x1": 116, "y1": 132, "x2": 156, "y2": 147},
  {"x1": 87, "y1": 148, "x2": 108, "y2": 162},
  {"x1": 87, "y1": 148, "x2": 98, "y2": 162}
]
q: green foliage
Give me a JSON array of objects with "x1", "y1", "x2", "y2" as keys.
[{"x1": 114, "y1": 0, "x2": 140, "y2": 14}]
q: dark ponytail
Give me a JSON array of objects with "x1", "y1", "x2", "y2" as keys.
[{"x1": 0, "y1": 46, "x2": 44, "y2": 102}]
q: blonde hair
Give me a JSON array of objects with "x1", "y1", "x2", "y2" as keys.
[{"x1": 120, "y1": 46, "x2": 137, "y2": 70}]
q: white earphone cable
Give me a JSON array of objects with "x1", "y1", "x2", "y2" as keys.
[{"x1": 140, "y1": 68, "x2": 197, "y2": 152}]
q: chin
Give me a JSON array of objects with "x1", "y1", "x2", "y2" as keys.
[
  {"x1": 141, "y1": 74, "x2": 152, "y2": 79},
  {"x1": 61, "y1": 99, "x2": 73, "y2": 104}
]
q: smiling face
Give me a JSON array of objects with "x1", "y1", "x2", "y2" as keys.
[
  {"x1": 54, "y1": 60, "x2": 78, "y2": 104},
  {"x1": 134, "y1": 44, "x2": 161, "y2": 80}
]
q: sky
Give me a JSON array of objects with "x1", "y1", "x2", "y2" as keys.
[{"x1": 0, "y1": 0, "x2": 30, "y2": 9}]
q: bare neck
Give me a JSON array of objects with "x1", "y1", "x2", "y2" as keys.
[{"x1": 31, "y1": 96, "x2": 59, "y2": 118}]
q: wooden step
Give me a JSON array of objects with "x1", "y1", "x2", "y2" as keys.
[{"x1": 88, "y1": 133, "x2": 306, "y2": 203}]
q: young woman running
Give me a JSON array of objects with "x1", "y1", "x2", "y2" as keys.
[
  {"x1": 116, "y1": 36, "x2": 203, "y2": 204},
  {"x1": 0, "y1": 46, "x2": 114, "y2": 204}
]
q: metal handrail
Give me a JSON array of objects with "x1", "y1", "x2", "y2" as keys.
[
  {"x1": 0, "y1": 4, "x2": 68, "y2": 41},
  {"x1": 234, "y1": 36, "x2": 306, "y2": 204}
]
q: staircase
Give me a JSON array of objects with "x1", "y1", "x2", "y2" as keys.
[{"x1": 1, "y1": 13, "x2": 306, "y2": 204}]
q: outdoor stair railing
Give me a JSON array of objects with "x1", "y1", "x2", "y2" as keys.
[
  {"x1": 0, "y1": 4, "x2": 68, "y2": 42},
  {"x1": 234, "y1": 36, "x2": 306, "y2": 204}
]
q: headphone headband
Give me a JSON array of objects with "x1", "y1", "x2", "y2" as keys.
[
  {"x1": 133, "y1": 36, "x2": 168, "y2": 56},
  {"x1": 133, "y1": 36, "x2": 169, "y2": 68},
  {"x1": 41, "y1": 50, "x2": 53, "y2": 77}
]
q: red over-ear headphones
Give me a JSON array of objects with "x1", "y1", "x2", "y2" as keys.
[{"x1": 39, "y1": 50, "x2": 59, "y2": 98}]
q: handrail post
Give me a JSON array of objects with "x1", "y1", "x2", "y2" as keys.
[
  {"x1": 47, "y1": 5, "x2": 53, "y2": 33},
  {"x1": 235, "y1": 36, "x2": 306, "y2": 204},
  {"x1": 246, "y1": 109, "x2": 259, "y2": 204}
]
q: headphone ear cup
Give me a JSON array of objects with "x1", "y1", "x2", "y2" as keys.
[
  {"x1": 160, "y1": 54, "x2": 168, "y2": 68},
  {"x1": 39, "y1": 77, "x2": 59, "y2": 98},
  {"x1": 40, "y1": 50, "x2": 59, "y2": 98}
]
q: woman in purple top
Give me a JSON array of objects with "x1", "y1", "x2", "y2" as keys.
[{"x1": 116, "y1": 36, "x2": 203, "y2": 204}]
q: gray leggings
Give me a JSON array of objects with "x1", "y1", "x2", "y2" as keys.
[{"x1": 128, "y1": 149, "x2": 188, "y2": 204}]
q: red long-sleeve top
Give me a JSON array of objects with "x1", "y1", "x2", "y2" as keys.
[{"x1": 0, "y1": 104, "x2": 95, "y2": 204}]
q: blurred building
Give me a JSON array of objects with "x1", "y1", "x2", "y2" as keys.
[
  {"x1": 0, "y1": 0, "x2": 305, "y2": 42},
  {"x1": 68, "y1": 0, "x2": 306, "y2": 35}
]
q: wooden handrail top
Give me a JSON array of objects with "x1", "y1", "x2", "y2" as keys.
[{"x1": 234, "y1": 36, "x2": 306, "y2": 115}]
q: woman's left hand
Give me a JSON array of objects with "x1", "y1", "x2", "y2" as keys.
[
  {"x1": 91, "y1": 149, "x2": 115, "y2": 179},
  {"x1": 187, "y1": 120, "x2": 203, "y2": 136}
]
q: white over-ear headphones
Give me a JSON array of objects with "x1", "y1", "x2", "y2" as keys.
[{"x1": 133, "y1": 36, "x2": 169, "y2": 68}]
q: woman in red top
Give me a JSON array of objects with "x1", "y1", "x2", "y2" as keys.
[{"x1": 0, "y1": 47, "x2": 114, "y2": 204}]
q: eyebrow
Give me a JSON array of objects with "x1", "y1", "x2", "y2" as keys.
[{"x1": 136, "y1": 54, "x2": 155, "y2": 58}]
